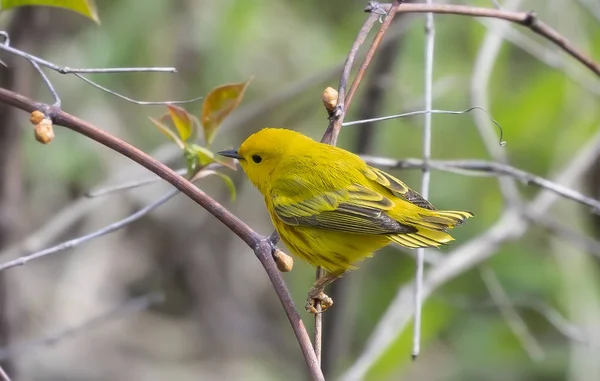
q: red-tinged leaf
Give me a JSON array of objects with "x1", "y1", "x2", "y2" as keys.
[
  {"x1": 190, "y1": 169, "x2": 236, "y2": 201},
  {"x1": 1, "y1": 0, "x2": 100, "y2": 23},
  {"x1": 201, "y1": 78, "x2": 252, "y2": 145},
  {"x1": 149, "y1": 117, "x2": 185, "y2": 149},
  {"x1": 214, "y1": 156, "x2": 237, "y2": 171},
  {"x1": 167, "y1": 105, "x2": 194, "y2": 142}
]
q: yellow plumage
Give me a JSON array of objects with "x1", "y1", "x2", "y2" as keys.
[{"x1": 219, "y1": 128, "x2": 473, "y2": 274}]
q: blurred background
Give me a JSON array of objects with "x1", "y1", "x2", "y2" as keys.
[{"x1": 1, "y1": 0, "x2": 600, "y2": 380}]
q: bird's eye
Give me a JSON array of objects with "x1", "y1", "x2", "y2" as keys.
[{"x1": 252, "y1": 155, "x2": 262, "y2": 164}]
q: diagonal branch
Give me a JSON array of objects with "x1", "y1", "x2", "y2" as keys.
[
  {"x1": 375, "y1": 3, "x2": 600, "y2": 77},
  {"x1": 0, "y1": 87, "x2": 324, "y2": 381}
]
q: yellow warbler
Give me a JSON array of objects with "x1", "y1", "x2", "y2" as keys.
[{"x1": 218, "y1": 128, "x2": 473, "y2": 313}]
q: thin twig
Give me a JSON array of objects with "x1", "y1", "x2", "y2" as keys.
[
  {"x1": 412, "y1": 0, "x2": 434, "y2": 360},
  {"x1": 321, "y1": 12, "x2": 380, "y2": 146},
  {"x1": 479, "y1": 266, "x2": 545, "y2": 362},
  {"x1": 0, "y1": 292, "x2": 165, "y2": 361},
  {"x1": 342, "y1": 107, "x2": 505, "y2": 145},
  {"x1": 0, "y1": 37, "x2": 202, "y2": 106},
  {"x1": 73, "y1": 73, "x2": 204, "y2": 105},
  {"x1": 0, "y1": 189, "x2": 180, "y2": 272},
  {"x1": 0, "y1": 42, "x2": 175, "y2": 73},
  {"x1": 30, "y1": 60, "x2": 60, "y2": 107},
  {"x1": 335, "y1": 12, "x2": 380, "y2": 122},
  {"x1": 361, "y1": 156, "x2": 600, "y2": 213},
  {"x1": 0, "y1": 87, "x2": 324, "y2": 381},
  {"x1": 344, "y1": 1, "x2": 403, "y2": 120},
  {"x1": 375, "y1": 3, "x2": 600, "y2": 77}
]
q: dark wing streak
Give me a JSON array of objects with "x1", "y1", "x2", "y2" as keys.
[
  {"x1": 272, "y1": 184, "x2": 416, "y2": 235},
  {"x1": 363, "y1": 166, "x2": 436, "y2": 210}
]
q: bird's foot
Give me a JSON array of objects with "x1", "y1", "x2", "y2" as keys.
[{"x1": 305, "y1": 288, "x2": 333, "y2": 315}]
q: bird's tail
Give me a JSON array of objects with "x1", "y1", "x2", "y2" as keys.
[{"x1": 390, "y1": 209, "x2": 474, "y2": 249}]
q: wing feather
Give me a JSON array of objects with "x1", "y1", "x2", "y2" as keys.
[
  {"x1": 362, "y1": 166, "x2": 436, "y2": 210},
  {"x1": 271, "y1": 184, "x2": 416, "y2": 235}
]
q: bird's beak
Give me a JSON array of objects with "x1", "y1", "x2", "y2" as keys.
[{"x1": 217, "y1": 149, "x2": 243, "y2": 160}]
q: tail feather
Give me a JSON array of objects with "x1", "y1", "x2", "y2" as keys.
[
  {"x1": 390, "y1": 209, "x2": 473, "y2": 249},
  {"x1": 411, "y1": 210, "x2": 474, "y2": 232},
  {"x1": 390, "y1": 228, "x2": 454, "y2": 249}
]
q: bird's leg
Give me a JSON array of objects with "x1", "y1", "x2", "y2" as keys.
[{"x1": 305, "y1": 272, "x2": 342, "y2": 314}]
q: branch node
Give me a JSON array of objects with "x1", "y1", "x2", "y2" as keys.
[{"x1": 523, "y1": 11, "x2": 538, "y2": 27}]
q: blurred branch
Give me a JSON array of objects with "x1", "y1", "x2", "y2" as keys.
[
  {"x1": 361, "y1": 156, "x2": 600, "y2": 212},
  {"x1": 0, "y1": 365, "x2": 10, "y2": 381},
  {"x1": 439, "y1": 294, "x2": 590, "y2": 345},
  {"x1": 576, "y1": 0, "x2": 600, "y2": 22},
  {"x1": 479, "y1": 266, "x2": 545, "y2": 362},
  {"x1": 412, "y1": 0, "x2": 435, "y2": 359},
  {"x1": 0, "y1": 292, "x2": 165, "y2": 361},
  {"x1": 0, "y1": 87, "x2": 324, "y2": 381},
  {"x1": 342, "y1": 128, "x2": 600, "y2": 381},
  {"x1": 0, "y1": 189, "x2": 180, "y2": 272},
  {"x1": 470, "y1": 0, "x2": 523, "y2": 205},
  {"x1": 376, "y1": 3, "x2": 600, "y2": 77},
  {"x1": 476, "y1": 19, "x2": 600, "y2": 96},
  {"x1": 86, "y1": 168, "x2": 188, "y2": 197},
  {"x1": 528, "y1": 212, "x2": 600, "y2": 260}
]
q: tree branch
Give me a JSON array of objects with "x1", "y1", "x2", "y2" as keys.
[
  {"x1": 375, "y1": 3, "x2": 600, "y2": 77},
  {"x1": 0, "y1": 87, "x2": 324, "y2": 381}
]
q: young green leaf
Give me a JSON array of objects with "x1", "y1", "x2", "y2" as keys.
[
  {"x1": 167, "y1": 105, "x2": 194, "y2": 142},
  {"x1": 201, "y1": 77, "x2": 252, "y2": 145},
  {"x1": 1, "y1": 0, "x2": 100, "y2": 23},
  {"x1": 213, "y1": 172, "x2": 236, "y2": 201},
  {"x1": 149, "y1": 117, "x2": 185, "y2": 150},
  {"x1": 189, "y1": 143, "x2": 215, "y2": 167},
  {"x1": 190, "y1": 169, "x2": 236, "y2": 202}
]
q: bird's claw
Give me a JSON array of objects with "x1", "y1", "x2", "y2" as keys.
[{"x1": 305, "y1": 290, "x2": 333, "y2": 314}]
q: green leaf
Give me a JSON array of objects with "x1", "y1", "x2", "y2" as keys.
[
  {"x1": 201, "y1": 77, "x2": 252, "y2": 145},
  {"x1": 167, "y1": 105, "x2": 193, "y2": 142},
  {"x1": 191, "y1": 169, "x2": 236, "y2": 202},
  {"x1": 189, "y1": 143, "x2": 215, "y2": 166},
  {"x1": 1, "y1": 0, "x2": 100, "y2": 23},
  {"x1": 214, "y1": 171, "x2": 236, "y2": 201},
  {"x1": 149, "y1": 117, "x2": 185, "y2": 150}
]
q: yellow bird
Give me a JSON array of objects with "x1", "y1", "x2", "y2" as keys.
[{"x1": 218, "y1": 128, "x2": 473, "y2": 313}]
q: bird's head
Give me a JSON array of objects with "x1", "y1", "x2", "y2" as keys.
[{"x1": 218, "y1": 128, "x2": 310, "y2": 193}]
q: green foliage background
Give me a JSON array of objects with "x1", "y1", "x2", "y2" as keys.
[{"x1": 1, "y1": 0, "x2": 599, "y2": 380}]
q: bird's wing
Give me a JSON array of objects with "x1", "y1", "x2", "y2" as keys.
[
  {"x1": 271, "y1": 183, "x2": 416, "y2": 235},
  {"x1": 362, "y1": 166, "x2": 436, "y2": 210}
]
